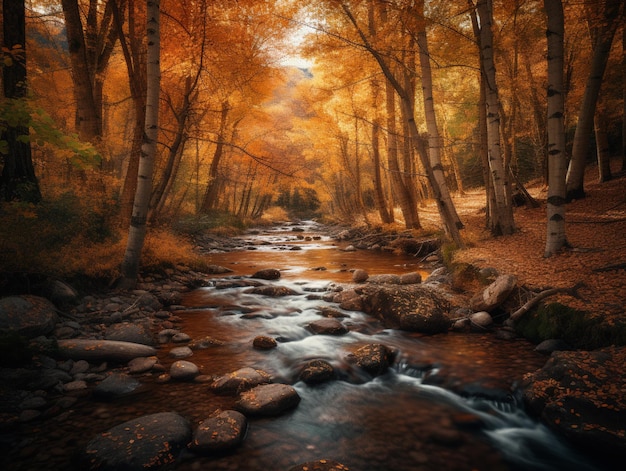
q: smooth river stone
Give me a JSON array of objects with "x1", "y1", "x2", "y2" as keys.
[
  {"x1": 57, "y1": 339, "x2": 157, "y2": 363},
  {"x1": 236, "y1": 383, "x2": 300, "y2": 416}
]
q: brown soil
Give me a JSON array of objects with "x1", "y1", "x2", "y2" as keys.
[{"x1": 446, "y1": 166, "x2": 626, "y2": 326}]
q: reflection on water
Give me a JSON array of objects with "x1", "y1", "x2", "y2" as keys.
[{"x1": 169, "y1": 222, "x2": 603, "y2": 470}]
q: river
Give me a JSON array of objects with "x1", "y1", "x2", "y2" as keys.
[
  {"x1": 3, "y1": 221, "x2": 607, "y2": 470},
  {"x1": 166, "y1": 221, "x2": 603, "y2": 470}
]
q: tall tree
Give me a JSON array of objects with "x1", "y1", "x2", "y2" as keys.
[
  {"x1": 415, "y1": 0, "x2": 463, "y2": 231},
  {"x1": 544, "y1": 0, "x2": 568, "y2": 257},
  {"x1": 475, "y1": 0, "x2": 515, "y2": 235},
  {"x1": 1, "y1": 0, "x2": 41, "y2": 202},
  {"x1": 565, "y1": 0, "x2": 622, "y2": 199},
  {"x1": 120, "y1": 0, "x2": 160, "y2": 287},
  {"x1": 340, "y1": 1, "x2": 463, "y2": 244},
  {"x1": 60, "y1": 0, "x2": 123, "y2": 143}
]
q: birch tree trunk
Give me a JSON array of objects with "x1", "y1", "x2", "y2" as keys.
[
  {"x1": 120, "y1": 0, "x2": 160, "y2": 287},
  {"x1": 565, "y1": 0, "x2": 621, "y2": 199},
  {"x1": 544, "y1": 0, "x2": 568, "y2": 257},
  {"x1": 476, "y1": 0, "x2": 515, "y2": 236},
  {"x1": 416, "y1": 1, "x2": 463, "y2": 230}
]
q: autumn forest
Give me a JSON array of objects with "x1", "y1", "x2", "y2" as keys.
[{"x1": 1, "y1": 0, "x2": 624, "y2": 284}]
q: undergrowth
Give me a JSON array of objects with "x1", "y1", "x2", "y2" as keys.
[
  {"x1": 515, "y1": 302, "x2": 626, "y2": 349},
  {"x1": 0, "y1": 194, "x2": 217, "y2": 287}
]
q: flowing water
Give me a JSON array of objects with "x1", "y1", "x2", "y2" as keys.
[
  {"x1": 3, "y1": 221, "x2": 607, "y2": 471},
  {"x1": 166, "y1": 221, "x2": 604, "y2": 471}
]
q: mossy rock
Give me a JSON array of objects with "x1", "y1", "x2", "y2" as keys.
[{"x1": 515, "y1": 302, "x2": 626, "y2": 349}]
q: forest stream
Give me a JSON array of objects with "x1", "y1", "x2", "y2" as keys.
[{"x1": 2, "y1": 221, "x2": 610, "y2": 471}]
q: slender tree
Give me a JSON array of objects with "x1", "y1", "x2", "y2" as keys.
[
  {"x1": 565, "y1": 0, "x2": 622, "y2": 199},
  {"x1": 415, "y1": 0, "x2": 463, "y2": 231},
  {"x1": 544, "y1": 0, "x2": 568, "y2": 257},
  {"x1": 475, "y1": 0, "x2": 515, "y2": 235},
  {"x1": 120, "y1": 0, "x2": 160, "y2": 287}
]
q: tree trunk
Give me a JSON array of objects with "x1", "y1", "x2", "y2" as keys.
[
  {"x1": 595, "y1": 106, "x2": 612, "y2": 183},
  {"x1": 201, "y1": 101, "x2": 230, "y2": 213},
  {"x1": 371, "y1": 103, "x2": 393, "y2": 224},
  {"x1": 544, "y1": 0, "x2": 568, "y2": 257},
  {"x1": 622, "y1": 22, "x2": 626, "y2": 173},
  {"x1": 60, "y1": 0, "x2": 120, "y2": 143},
  {"x1": 120, "y1": 0, "x2": 160, "y2": 288},
  {"x1": 469, "y1": 0, "x2": 494, "y2": 228},
  {"x1": 476, "y1": 0, "x2": 515, "y2": 236},
  {"x1": 416, "y1": 1, "x2": 463, "y2": 230},
  {"x1": 150, "y1": 78, "x2": 193, "y2": 222},
  {"x1": 385, "y1": 80, "x2": 419, "y2": 229},
  {"x1": 565, "y1": 0, "x2": 621, "y2": 199},
  {"x1": 1, "y1": 0, "x2": 41, "y2": 203},
  {"x1": 112, "y1": 0, "x2": 147, "y2": 225}
]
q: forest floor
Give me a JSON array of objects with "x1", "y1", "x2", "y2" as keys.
[{"x1": 429, "y1": 164, "x2": 626, "y2": 328}]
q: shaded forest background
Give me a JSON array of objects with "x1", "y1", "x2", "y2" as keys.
[{"x1": 0, "y1": 0, "x2": 624, "y2": 286}]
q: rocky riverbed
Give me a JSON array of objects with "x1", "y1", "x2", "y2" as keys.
[{"x1": 1, "y1": 223, "x2": 624, "y2": 470}]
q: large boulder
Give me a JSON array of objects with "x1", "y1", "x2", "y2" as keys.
[
  {"x1": 355, "y1": 285, "x2": 451, "y2": 334},
  {"x1": 81, "y1": 411, "x2": 192, "y2": 470},
  {"x1": 469, "y1": 274, "x2": 517, "y2": 312},
  {"x1": 57, "y1": 339, "x2": 157, "y2": 363},
  {"x1": 0, "y1": 295, "x2": 58, "y2": 338},
  {"x1": 522, "y1": 346, "x2": 626, "y2": 464}
]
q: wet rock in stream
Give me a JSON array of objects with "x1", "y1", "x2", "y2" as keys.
[
  {"x1": 189, "y1": 410, "x2": 247, "y2": 454},
  {"x1": 236, "y1": 383, "x2": 301, "y2": 416},
  {"x1": 81, "y1": 411, "x2": 192, "y2": 471}
]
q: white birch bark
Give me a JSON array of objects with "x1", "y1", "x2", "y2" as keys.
[
  {"x1": 416, "y1": 2, "x2": 463, "y2": 230},
  {"x1": 476, "y1": 0, "x2": 515, "y2": 235},
  {"x1": 120, "y1": 0, "x2": 160, "y2": 287},
  {"x1": 544, "y1": 0, "x2": 568, "y2": 257}
]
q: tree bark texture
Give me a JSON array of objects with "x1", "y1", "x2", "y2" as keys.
[
  {"x1": 120, "y1": 0, "x2": 160, "y2": 286},
  {"x1": 476, "y1": 0, "x2": 515, "y2": 236},
  {"x1": 543, "y1": 0, "x2": 568, "y2": 257}
]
